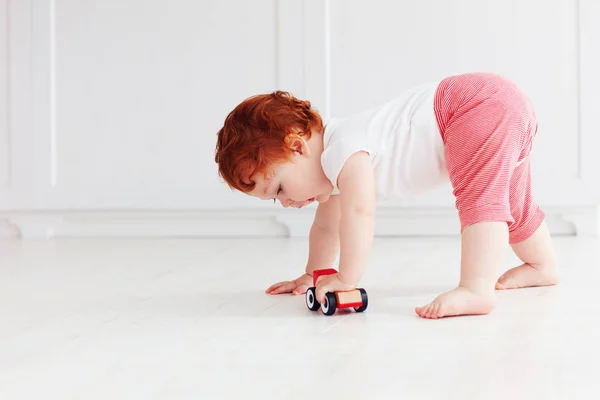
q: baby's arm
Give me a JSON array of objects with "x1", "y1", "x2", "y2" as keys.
[
  {"x1": 337, "y1": 151, "x2": 376, "y2": 285},
  {"x1": 315, "y1": 151, "x2": 376, "y2": 301},
  {"x1": 305, "y1": 195, "x2": 341, "y2": 275},
  {"x1": 265, "y1": 195, "x2": 340, "y2": 295}
]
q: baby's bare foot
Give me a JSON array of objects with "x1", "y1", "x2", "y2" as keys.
[
  {"x1": 415, "y1": 287, "x2": 496, "y2": 319},
  {"x1": 495, "y1": 263, "x2": 559, "y2": 290}
]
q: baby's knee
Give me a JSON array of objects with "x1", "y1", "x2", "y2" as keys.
[{"x1": 458, "y1": 204, "x2": 513, "y2": 233}]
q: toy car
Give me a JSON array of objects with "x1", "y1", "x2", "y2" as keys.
[{"x1": 305, "y1": 268, "x2": 368, "y2": 316}]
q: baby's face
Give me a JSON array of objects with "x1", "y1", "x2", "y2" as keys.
[{"x1": 248, "y1": 136, "x2": 333, "y2": 208}]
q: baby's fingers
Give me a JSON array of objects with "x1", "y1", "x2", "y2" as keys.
[
  {"x1": 266, "y1": 281, "x2": 295, "y2": 295},
  {"x1": 265, "y1": 281, "x2": 286, "y2": 293}
]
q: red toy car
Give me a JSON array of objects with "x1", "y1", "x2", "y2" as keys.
[{"x1": 305, "y1": 268, "x2": 368, "y2": 316}]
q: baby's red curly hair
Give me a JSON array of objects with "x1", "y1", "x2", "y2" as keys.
[{"x1": 215, "y1": 91, "x2": 323, "y2": 193}]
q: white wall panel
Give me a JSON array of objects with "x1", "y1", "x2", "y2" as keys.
[
  {"x1": 579, "y1": 0, "x2": 600, "y2": 185},
  {"x1": 23, "y1": 0, "x2": 279, "y2": 209},
  {"x1": 328, "y1": 0, "x2": 584, "y2": 206},
  {"x1": 1, "y1": 0, "x2": 598, "y2": 237},
  {"x1": 3, "y1": 0, "x2": 35, "y2": 208},
  {"x1": 0, "y1": 0, "x2": 8, "y2": 188}
]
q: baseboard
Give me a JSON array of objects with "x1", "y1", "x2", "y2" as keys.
[
  {"x1": 277, "y1": 205, "x2": 599, "y2": 238},
  {"x1": 1, "y1": 205, "x2": 597, "y2": 239}
]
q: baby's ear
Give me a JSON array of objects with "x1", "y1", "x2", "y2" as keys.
[{"x1": 286, "y1": 134, "x2": 310, "y2": 156}]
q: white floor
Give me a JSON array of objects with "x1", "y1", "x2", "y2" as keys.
[{"x1": 0, "y1": 236, "x2": 599, "y2": 399}]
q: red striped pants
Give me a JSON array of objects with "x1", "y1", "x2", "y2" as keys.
[{"x1": 434, "y1": 72, "x2": 545, "y2": 244}]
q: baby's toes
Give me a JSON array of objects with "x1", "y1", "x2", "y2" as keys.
[
  {"x1": 415, "y1": 304, "x2": 429, "y2": 318},
  {"x1": 426, "y1": 303, "x2": 437, "y2": 319}
]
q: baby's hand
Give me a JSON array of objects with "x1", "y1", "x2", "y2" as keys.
[
  {"x1": 315, "y1": 273, "x2": 356, "y2": 304},
  {"x1": 265, "y1": 273, "x2": 313, "y2": 295}
]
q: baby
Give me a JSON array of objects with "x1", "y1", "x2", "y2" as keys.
[{"x1": 214, "y1": 72, "x2": 560, "y2": 319}]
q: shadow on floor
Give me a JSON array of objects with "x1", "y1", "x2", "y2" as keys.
[{"x1": 97, "y1": 284, "x2": 452, "y2": 319}]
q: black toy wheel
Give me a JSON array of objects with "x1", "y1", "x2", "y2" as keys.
[
  {"x1": 305, "y1": 287, "x2": 320, "y2": 311},
  {"x1": 321, "y1": 292, "x2": 337, "y2": 316},
  {"x1": 353, "y1": 288, "x2": 368, "y2": 312}
]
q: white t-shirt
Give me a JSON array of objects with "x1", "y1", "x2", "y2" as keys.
[{"x1": 320, "y1": 80, "x2": 448, "y2": 201}]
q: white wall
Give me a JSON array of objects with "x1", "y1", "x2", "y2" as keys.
[{"x1": 0, "y1": 0, "x2": 599, "y2": 238}]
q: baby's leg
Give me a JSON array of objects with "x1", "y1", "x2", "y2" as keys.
[
  {"x1": 415, "y1": 222, "x2": 504, "y2": 319},
  {"x1": 496, "y1": 220, "x2": 559, "y2": 289},
  {"x1": 495, "y1": 156, "x2": 559, "y2": 289},
  {"x1": 417, "y1": 72, "x2": 535, "y2": 319}
]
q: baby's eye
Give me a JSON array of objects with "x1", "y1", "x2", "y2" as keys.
[{"x1": 273, "y1": 185, "x2": 282, "y2": 204}]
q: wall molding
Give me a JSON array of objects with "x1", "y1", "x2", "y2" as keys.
[
  {"x1": 301, "y1": 0, "x2": 331, "y2": 120},
  {"x1": 31, "y1": 0, "x2": 56, "y2": 188},
  {"x1": 1, "y1": 205, "x2": 597, "y2": 239},
  {"x1": 275, "y1": 0, "x2": 304, "y2": 98}
]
